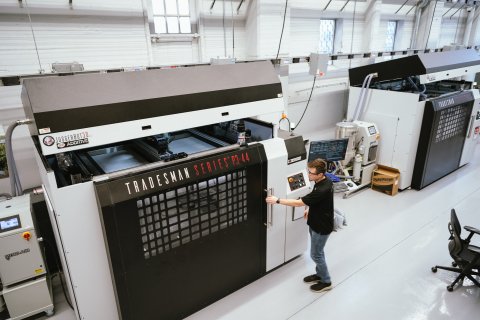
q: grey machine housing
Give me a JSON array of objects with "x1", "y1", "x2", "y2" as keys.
[{"x1": 347, "y1": 49, "x2": 480, "y2": 190}]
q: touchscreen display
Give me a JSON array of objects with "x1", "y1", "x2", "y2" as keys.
[{"x1": 0, "y1": 215, "x2": 21, "y2": 232}]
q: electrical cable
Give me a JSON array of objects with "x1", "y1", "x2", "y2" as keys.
[
  {"x1": 407, "y1": 76, "x2": 427, "y2": 100},
  {"x1": 425, "y1": 0, "x2": 438, "y2": 49},
  {"x1": 275, "y1": 0, "x2": 288, "y2": 61},
  {"x1": 453, "y1": 5, "x2": 463, "y2": 43},
  {"x1": 231, "y1": 0, "x2": 235, "y2": 58},
  {"x1": 223, "y1": 0, "x2": 227, "y2": 57},
  {"x1": 24, "y1": 0, "x2": 43, "y2": 73},
  {"x1": 349, "y1": 0, "x2": 358, "y2": 69},
  {"x1": 293, "y1": 76, "x2": 317, "y2": 131},
  {"x1": 43, "y1": 238, "x2": 74, "y2": 310}
]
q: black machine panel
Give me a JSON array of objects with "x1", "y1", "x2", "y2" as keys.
[
  {"x1": 348, "y1": 49, "x2": 480, "y2": 86},
  {"x1": 21, "y1": 61, "x2": 282, "y2": 135},
  {"x1": 412, "y1": 91, "x2": 474, "y2": 190},
  {"x1": 95, "y1": 144, "x2": 268, "y2": 320}
]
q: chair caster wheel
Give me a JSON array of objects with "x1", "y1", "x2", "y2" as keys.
[
  {"x1": 431, "y1": 267, "x2": 437, "y2": 273},
  {"x1": 447, "y1": 285, "x2": 453, "y2": 292},
  {"x1": 452, "y1": 262, "x2": 457, "y2": 267}
]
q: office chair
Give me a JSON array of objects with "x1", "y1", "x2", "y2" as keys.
[{"x1": 431, "y1": 209, "x2": 480, "y2": 291}]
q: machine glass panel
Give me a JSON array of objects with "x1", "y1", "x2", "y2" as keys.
[
  {"x1": 95, "y1": 144, "x2": 268, "y2": 320},
  {"x1": 368, "y1": 126, "x2": 376, "y2": 135},
  {"x1": 0, "y1": 215, "x2": 21, "y2": 233}
]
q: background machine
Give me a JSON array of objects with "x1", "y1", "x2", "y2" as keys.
[
  {"x1": 21, "y1": 61, "x2": 310, "y2": 319},
  {"x1": 347, "y1": 49, "x2": 480, "y2": 190},
  {"x1": 0, "y1": 194, "x2": 54, "y2": 320}
]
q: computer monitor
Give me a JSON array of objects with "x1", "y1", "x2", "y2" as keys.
[{"x1": 308, "y1": 138, "x2": 349, "y2": 162}]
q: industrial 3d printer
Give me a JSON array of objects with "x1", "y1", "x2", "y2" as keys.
[
  {"x1": 21, "y1": 61, "x2": 311, "y2": 319},
  {"x1": 347, "y1": 49, "x2": 480, "y2": 190}
]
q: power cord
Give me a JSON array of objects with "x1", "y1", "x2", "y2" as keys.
[
  {"x1": 43, "y1": 238, "x2": 74, "y2": 310},
  {"x1": 425, "y1": 0, "x2": 438, "y2": 49},
  {"x1": 293, "y1": 75, "x2": 317, "y2": 131},
  {"x1": 275, "y1": 0, "x2": 288, "y2": 61}
]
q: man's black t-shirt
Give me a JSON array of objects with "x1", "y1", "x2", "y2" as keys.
[{"x1": 301, "y1": 177, "x2": 334, "y2": 235}]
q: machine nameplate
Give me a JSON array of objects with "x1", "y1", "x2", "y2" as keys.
[
  {"x1": 287, "y1": 156, "x2": 301, "y2": 164},
  {"x1": 4, "y1": 248, "x2": 30, "y2": 261},
  {"x1": 96, "y1": 146, "x2": 265, "y2": 206}
]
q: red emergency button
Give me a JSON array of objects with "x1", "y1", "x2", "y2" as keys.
[{"x1": 22, "y1": 232, "x2": 31, "y2": 241}]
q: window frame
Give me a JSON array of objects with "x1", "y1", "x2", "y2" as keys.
[
  {"x1": 149, "y1": 0, "x2": 194, "y2": 36},
  {"x1": 318, "y1": 19, "x2": 337, "y2": 55},
  {"x1": 384, "y1": 20, "x2": 398, "y2": 52}
]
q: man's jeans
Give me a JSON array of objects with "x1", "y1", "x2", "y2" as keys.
[{"x1": 309, "y1": 227, "x2": 331, "y2": 283}]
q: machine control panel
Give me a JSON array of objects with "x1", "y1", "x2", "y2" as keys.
[
  {"x1": 287, "y1": 173, "x2": 306, "y2": 191},
  {"x1": 0, "y1": 215, "x2": 22, "y2": 233}
]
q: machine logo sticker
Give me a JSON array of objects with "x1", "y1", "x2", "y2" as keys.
[
  {"x1": 56, "y1": 131, "x2": 89, "y2": 149},
  {"x1": 5, "y1": 248, "x2": 30, "y2": 261},
  {"x1": 43, "y1": 136, "x2": 55, "y2": 146},
  {"x1": 437, "y1": 98, "x2": 456, "y2": 109}
]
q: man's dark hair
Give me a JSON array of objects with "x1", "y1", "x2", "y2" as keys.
[{"x1": 308, "y1": 158, "x2": 327, "y2": 174}]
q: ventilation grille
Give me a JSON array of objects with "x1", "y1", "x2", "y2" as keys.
[
  {"x1": 137, "y1": 169, "x2": 248, "y2": 259},
  {"x1": 435, "y1": 105, "x2": 468, "y2": 143}
]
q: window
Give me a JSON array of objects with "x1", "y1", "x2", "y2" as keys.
[
  {"x1": 384, "y1": 21, "x2": 397, "y2": 51},
  {"x1": 319, "y1": 20, "x2": 336, "y2": 54},
  {"x1": 152, "y1": 0, "x2": 191, "y2": 34}
]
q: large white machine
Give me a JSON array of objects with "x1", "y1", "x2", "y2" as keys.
[
  {"x1": 21, "y1": 62, "x2": 310, "y2": 319},
  {"x1": 347, "y1": 49, "x2": 480, "y2": 190},
  {"x1": 0, "y1": 194, "x2": 54, "y2": 319}
]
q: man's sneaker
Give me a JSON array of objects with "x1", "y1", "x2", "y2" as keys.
[
  {"x1": 303, "y1": 274, "x2": 321, "y2": 283},
  {"x1": 310, "y1": 282, "x2": 332, "y2": 293}
]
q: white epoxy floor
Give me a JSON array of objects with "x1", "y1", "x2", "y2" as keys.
[{"x1": 40, "y1": 148, "x2": 480, "y2": 320}]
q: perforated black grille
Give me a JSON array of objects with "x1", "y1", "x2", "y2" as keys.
[
  {"x1": 435, "y1": 105, "x2": 468, "y2": 143},
  {"x1": 137, "y1": 169, "x2": 248, "y2": 259}
]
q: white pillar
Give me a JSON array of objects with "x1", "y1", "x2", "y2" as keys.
[
  {"x1": 413, "y1": 0, "x2": 444, "y2": 49},
  {"x1": 362, "y1": 0, "x2": 382, "y2": 52}
]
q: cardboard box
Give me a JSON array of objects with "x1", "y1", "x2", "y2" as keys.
[{"x1": 371, "y1": 165, "x2": 400, "y2": 196}]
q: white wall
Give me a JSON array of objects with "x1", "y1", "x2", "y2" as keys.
[
  {"x1": 151, "y1": 40, "x2": 200, "y2": 65},
  {"x1": 0, "y1": 0, "x2": 149, "y2": 75},
  {"x1": 289, "y1": 17, "x2": 320, "y2": 57}
]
